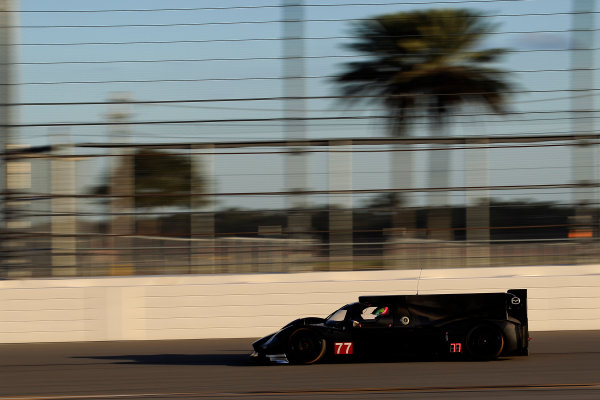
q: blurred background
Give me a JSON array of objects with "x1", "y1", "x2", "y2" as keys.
[{"x1": 1, "y1": 0, "x2": 598, "y2": 278}]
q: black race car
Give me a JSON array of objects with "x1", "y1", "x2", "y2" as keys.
[{"x1": 252, "y1": 289, "x2": 529, "y2": 364}]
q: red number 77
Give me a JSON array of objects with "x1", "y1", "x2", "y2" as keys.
[
  {"x1": 335, "y1": 342, "x2": 353, "y2": 355},
  {"x1": 450, "y1": 343, "x2": 462, "y2": 353}
]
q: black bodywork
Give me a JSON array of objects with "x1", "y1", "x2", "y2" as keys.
[{"x1": 252, "y1": 289, "x2": 529, "y2": 364}]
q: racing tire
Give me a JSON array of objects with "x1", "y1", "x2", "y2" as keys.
[
  {"x1": 466, "y1": 324, "x2": 504, "y2": 360},
  {"x1": 287, "y1": 328, "x2": 326, "y2": 365}
]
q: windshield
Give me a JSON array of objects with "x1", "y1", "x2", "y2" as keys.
[
  {"x1": 326, "y1": 309, "x2": 347, "y2": 323},
  {"x1": 327, "y1": 310, "x2": 348, "y2": 322}
]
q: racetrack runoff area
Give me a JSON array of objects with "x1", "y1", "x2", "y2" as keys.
[{"x1": 1, "y1": 264, "x2": 599, "y2": 343}]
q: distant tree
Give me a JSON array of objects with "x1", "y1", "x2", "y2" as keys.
[
  {"x1": 92, "y1": 149, "x2": 208, "y2": 210},
  {"x1": 335, "y1": 8, "x2": 513, "y2": 239},
  {"x1": 335, "y1": 8, "x2": 512, "y2": 135}
]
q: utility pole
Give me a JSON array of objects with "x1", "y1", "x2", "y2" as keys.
[
  {"x1": 0, "y1": 0, "x2": 22, "y2": 277},
  {"x1": 0, "y1": 0, "x2": 17, "y2": 211},
  {"x1": 190, "y1": 144, "x2": 215, "y2": 274},
  {"x1": 282, "y1": 0, "x2": 311, "y2": 246},
  {"x1": 50, "y1": 130, "x2": 77, "y2": 276},
  {"x1": 570, "y1": 0, "x2": 596, "y2": 247},
  {"x1": 328, "y1": 140, "x2": 353, "y2": 269},
  {"x1": 108, "y1": 93, "x2": 134, "y2": 275},
  {"x1": 427, "y1": 126, "x2": 453, "y2": 243},
  {"x1": 465, "y1": 136, "x2": 490, "y2": 267}
]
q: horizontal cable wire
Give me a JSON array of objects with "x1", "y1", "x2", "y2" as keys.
[
  {"x1": 6, "y1": 49, "x2": 588, "y2": 67},
  {"x1": 6, "y1": 163, "x2": 572, "y2": 183},
  {"x1": 7, "y1": 68, "x2": 594, "y2": 86},
  {"x1": 13, "y1": 200, "x2": 595, "y2": 217},
  {"x1": 3, "y1": 114, "x2": 600, "y2": 133},
  {"x1": 9, "y1": 183, "x2": 600, "y2": 201},
  {"x1": 10, "y1": 191, "x2": 581, "y2": 205},
  {"x1": 5, "y1": 89, "x2": 599, "y2": 107},
  {"x1": 20, "y1": 128, "x2": 588, "y2": 140},
  {"x1": 133, "y1": 93, "x2": 596, "y2": 112},
  {"x1": 11, "y1": 1, "x2": 534, "y2": 14},
  {"x1": 8, "y1": 141, "x2": 599, "y2": 160},
  {"x1": 13, "y1": 29, "x2": 593, "y2": 47},
  {"x1": 6, "y1": 114, "x2": 600, "y2": 129},
  {"x1": 147, "y1": 93, "x2": 600, "y2": 112},
  {"x1": 12, "y1": 12, "x2": 599, "y2": 29}
]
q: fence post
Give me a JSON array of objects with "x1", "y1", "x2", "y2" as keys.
[
  {"x1": 50, "y1": 132, "x2": 78, "y2": 276},
  {"x1": 328, "y1": 140, "x2": 353, "y2": 269},
  {"x1": 190, "y1": 144, "x2": 215, "y2": 274}
]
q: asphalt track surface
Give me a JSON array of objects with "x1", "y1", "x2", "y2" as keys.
[{"x1": 1, "y1": 331, "x2": 599, "y2": 400}]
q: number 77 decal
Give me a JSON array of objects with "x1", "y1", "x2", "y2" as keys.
[
  {"x1": 450, "y1": 343, "x2": 462, "y2": 353},
  {"x1": 334, "y1": 342, "x2": 353, "y2": 355}
]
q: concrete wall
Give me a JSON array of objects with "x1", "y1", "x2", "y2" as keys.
[{"x1": 1, "y1": 264, "x2": 599, "y2": 343}]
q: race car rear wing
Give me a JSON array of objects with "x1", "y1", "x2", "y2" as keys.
[{"x1": 507, "y1": 289, "x2": 528, "y2": 326}]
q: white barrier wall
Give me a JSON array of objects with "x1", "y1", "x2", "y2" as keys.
[{"x1": 1, "y1": 264, "x2": 599, "y2": 343}]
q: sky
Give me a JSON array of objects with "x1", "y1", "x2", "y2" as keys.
[{"x1": 7, "y1": 0, "x2": 599, "y2": 211}]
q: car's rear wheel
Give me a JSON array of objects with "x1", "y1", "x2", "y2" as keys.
[
  {"x1": 466, "y1": 324, "x2": 504, "y2": 360},
  {"x1": 287, "y1": 328, "x2": 326, "y2": 364}
]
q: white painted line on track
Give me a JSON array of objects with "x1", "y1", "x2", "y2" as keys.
[
  {"x1": 3, "y1": 384, "x2": 600, "y2": 400},
  {"x1": 0, "y1": 394, "x2": 196, "y2": 400}
]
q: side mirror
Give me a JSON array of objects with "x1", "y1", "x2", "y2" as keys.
[{"x1": 352, "y1": 320, "x2": 362, "y2": 328}]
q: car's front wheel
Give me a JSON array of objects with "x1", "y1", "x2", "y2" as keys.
[{"x1": 287, "y1": 328, "x2": 326, "y2": 364}]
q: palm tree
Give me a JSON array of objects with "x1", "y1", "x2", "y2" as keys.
[
  {"x1": 92, "y1": 149, "x2": 208, "y2": 210},
  {"x1": 335, "y1": 8, "x2": 513, "y2": 240}
]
